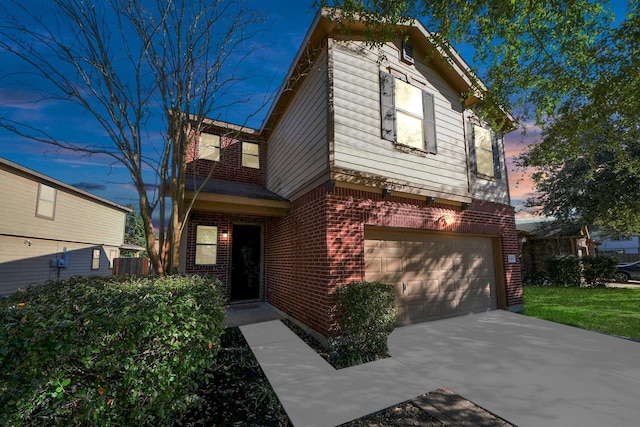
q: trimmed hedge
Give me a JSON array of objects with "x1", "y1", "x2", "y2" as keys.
[
  {"x1": 545, "y1": 254, "x2": 618, "y2": 287},
  {"x1": 0, "y1": 275, "x2": 225, "y2": 426},
  {"x1": 582, "y1": 255, "x2": 618, "y2": 287},
  {"x1": 330, "y1": 281, "x2": 397, "y2": 368}
]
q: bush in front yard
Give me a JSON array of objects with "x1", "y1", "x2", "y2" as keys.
[
  {"x1": 330, "y1": 281, "x2": 396, "y2": 368},
  {"x1": 581, "y1": 255, "x2": 618, "y2": 287},
  {"x1": 0, "y1": 275, "x2": 225, "y2": 426},
  {"x1": 546, "y1": 255, "x2": 582, "y2": 287}
]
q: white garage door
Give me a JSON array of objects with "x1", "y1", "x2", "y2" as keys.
[{"x1": 364, "y1": 227, "x2": 499, "y2": 325}]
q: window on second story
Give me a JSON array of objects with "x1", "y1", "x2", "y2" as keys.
[
  {"x1": 242, "y1": 142, "x2": 260, "y2": 169},
  {"x1": 380, "y1": 71, "x2": 437, "y2": 154},
  {"x1": 36, "y1": 183, "x2": 56, "y2": 220},
  {"x1": 195, "y1": 225, "x2": 218, "y2": 265},
  {"x1": 199, "y1": 132, "x2": 220, "y2": 161},
  {"x1": 469, "y1": 124, "x2": 502, "y2": 179}
]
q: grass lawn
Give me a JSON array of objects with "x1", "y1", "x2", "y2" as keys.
[{"x1": 522, "y1": 286, "x2": 640, "y2": 340}]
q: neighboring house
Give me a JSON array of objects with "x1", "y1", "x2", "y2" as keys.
[
  {"x1": 0, "y1": 157, "x2": 130, "y2": 294},
  {"x1": 596, "y1": 233, "x2": 640, "y2": 255},
  {"x1": 517, "y1": 221, "x2": 594, "y2": 281},
  {"x1": 181, "y1": 9, "x2": 523, "y2": 338}
]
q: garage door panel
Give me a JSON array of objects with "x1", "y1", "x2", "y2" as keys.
[
  {"x1": 364, "y1": 228, "x2": 499, "y2": 326},
  {"x1": 403, "y1": 280, "x2": 424, "y2": 297},
  {"x1": 384, "y1": 257, "x2": 403, "y2": 274}
]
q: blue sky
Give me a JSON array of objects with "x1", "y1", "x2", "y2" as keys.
[
  {"x1": 2, "y1": 0, "x2": 614, "y2": 222},
  {"x1": 0, "y1": 0, "x2": 318, "y2": 209}
]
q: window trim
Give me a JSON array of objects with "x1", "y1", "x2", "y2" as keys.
[
  {"x1": 195, "y1": 225, "x2": 218, "y2": 265},
  {"x1": 241, "y1": 141, "x2": 260, "y2": 169},
  {"x1": 91, "y1": 249, "x2": 101, "y2": 270},
  {"x1": 36, "y1": 183, "x2": 56, "y2": 220},
  {"x1": 468, "y1": 123, "x2": 502, "y2": 179},
  {"x1": 380, "y1": 71, "x2": 437, "y2": 154},
  {"x1": 199, "y1": 132, "x2": 221, "y2": 162}
]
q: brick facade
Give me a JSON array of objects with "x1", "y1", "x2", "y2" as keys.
[
  {"x1": 186, "y1": 133, "x2": 266, "y2": 186},
  {"x1": 185, "y1": 211, "x2": 267, "y2": 301},
  {"x1": 265, "y1": 185, "x2": 524, "y2": 338}
]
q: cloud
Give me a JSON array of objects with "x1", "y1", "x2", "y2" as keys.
[{"x1": 72, "y1": 182, "x2": 106, "y2": 191}]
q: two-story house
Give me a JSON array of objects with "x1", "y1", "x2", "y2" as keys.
[
  {"x1": 0, "y1": 157, "x2": 130, "y2": 294},
  {"x1": 181, "y1": 9, "x2": 523, "y2": 338}
]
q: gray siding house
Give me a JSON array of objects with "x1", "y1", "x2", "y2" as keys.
[{"x1": 0, "y1": 157, "x2": 130, "y2": 294}]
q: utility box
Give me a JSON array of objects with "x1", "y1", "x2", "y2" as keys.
[
  {"x1": 50, "y1": 259, "x2": 58, "y2": 267},
  {"x1": 57, "y1": 259, "x2": 66, "y2": 268}
]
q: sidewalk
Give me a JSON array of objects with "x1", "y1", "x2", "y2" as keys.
[
  {"x1": 241, "y1": 310, "x2": 640, "y2": 427},
  {"x1": 240, "y1": 320, "x2": 441, "y2": 427}
]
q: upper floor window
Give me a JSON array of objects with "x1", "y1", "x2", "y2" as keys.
[
  {"x1": 242, "y1": 142, "x2": 260, "y2": 169},
  {"x1": 36, "y1": 183, "x2": 56, "y2": 219},
  {"x1": 380, "y1": 71, "x2": 437, "y2": 153},
  {"x1": 469, "y1": 124, "x2": 502, "y2": 179},
  {"x1": 199, "y1": 132, "x2": 220, "y2": 161},
  {"x1": 195, "y1": 225, "x2": 218, "y2": 265}
]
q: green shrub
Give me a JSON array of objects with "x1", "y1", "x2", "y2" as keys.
[
  {"x1": 0, "y1": 275, "x2": 225, "y2": 426},
  {"x1": 546, "y1": 255, "x2": 582, "y2": 287},
  {"x1": 581, "y1": 255, "x2": 618, "y2": 287},
  {"x1": 330, "y1": 281, "x2": 396, "y2": 368}
]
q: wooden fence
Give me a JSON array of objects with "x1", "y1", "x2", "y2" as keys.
[{"x1": 113, "y1": 257, "x2": 151, "y2": 277}]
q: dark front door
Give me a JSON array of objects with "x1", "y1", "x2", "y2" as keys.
[{"x1": 231, "y1": 224, "x2": 262, "y2": 301}]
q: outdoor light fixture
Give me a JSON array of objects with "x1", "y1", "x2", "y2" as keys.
[
  {"x1": 438, "y1": 214, "x2": 456, "y2": 227},
  {"x1": 461, "y1": 202, "x2": 471, "y2": 210},
  {"x1": 221, "y1": 232, "x2": 229, "y2": 239},
  {"x1": 382, "y1": 188, "x2": 392, "y2": 200},
  {"x1": 426, "y1": 196, "x2": 436, "y2": 206}
]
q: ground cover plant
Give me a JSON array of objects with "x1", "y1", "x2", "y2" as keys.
[
  {"x1": 523, "y1": 286, "x2": 640, "y2": 340},
  {"x1": 181, "y1": 327, "x2": 291, "y2": 426},
  {"x1": 0, "y1": 275, "x2": 225, "y2": 426}
]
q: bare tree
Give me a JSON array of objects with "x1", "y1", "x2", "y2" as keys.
[{"x1": 0, "y1": 0, "x2": 269, "y2": 274}]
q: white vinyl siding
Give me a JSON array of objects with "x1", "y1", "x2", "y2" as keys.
[
  {"x1": 331, "y1": 40, "x2": 470, "y2": 200},
  {"x1": 195, "y1": 225, "x2": 217, "y2": 265},
  {"x1": 267, "y1": 49, "x2": 329, "y2": 199},
  {"x1": 199, "y1": 133, "x2": 220, "y2": 161},
  {"x1": 0, "y1": 162, "x2": 128, "y2": 294}
]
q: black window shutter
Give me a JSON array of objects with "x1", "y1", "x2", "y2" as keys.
[
  {"x1": 467, "y1": 122, "x2": 477, "y2": 172},
  {"x1": 491, "y1": 130, "x2": 502, "y2": 179},
  {"x1": 380, "y1": 71, "x2": 396, "y2": 142},
  {"x1": 423, "y1": 91, "x2": 437, "y2": 154}
]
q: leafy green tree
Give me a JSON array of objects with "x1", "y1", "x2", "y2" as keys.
[
  {"x1": 322, "y1": 1, "x2": 640, "y2": 232},
  {"x1": 123, "y1": 207, "x2": 149, "y2": 258}
]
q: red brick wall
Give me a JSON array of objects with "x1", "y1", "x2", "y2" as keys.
[
  {"x1": 185, "y1": 211, "x2": 266, "y2": 301},
  {"x1": 266, "y1": 184, "x2": 524, "y2": 338},
  {"x1": 186, "y1": 133, "x2": 266, "y2": 186},
  {"x1": 265, "y1": 186, "x2": 331, "y2": 335}
]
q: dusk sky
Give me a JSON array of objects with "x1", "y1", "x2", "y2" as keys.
[{"x1": 0, "y1": 0, "x2": 547, "y2": 222}]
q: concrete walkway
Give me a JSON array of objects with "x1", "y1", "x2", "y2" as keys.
[{"x1": 240, "y1": 310, "x2": 640, "y2": 427}]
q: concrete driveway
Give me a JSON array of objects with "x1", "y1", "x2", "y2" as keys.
[
  {"x1": 388, "y1": 311, "x2": 640, "y2": 426},
  {"x1": 242, "y1": 310, "x2": 640, "y2": 427}
]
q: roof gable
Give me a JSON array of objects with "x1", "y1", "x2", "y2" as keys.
[{"x1": 262, "y1": 8, "x2": 514, "y2": 135}]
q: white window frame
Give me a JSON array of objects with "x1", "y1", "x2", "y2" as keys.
[
  {"x1": 199, "y1": 132, "x2": 221, "y2": 162},
  {"x1": 469, "y1": 123, "x2": 502, "y2": 179},
  {"x1": 380, "y1": 71, "x2": 437, "y2": 154},
  {"x1": 91, "y1": 249, "x2": 101, "y2": 270},
  {"x1": 36, "y1": 183, "x2": 56, "y2": 220},
  {"x1": 241, "y1": 142, "x2": 260, "y2": 169},
  {"x1": 195, "y1": 225, "x2": 218, "y2": 265}
]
